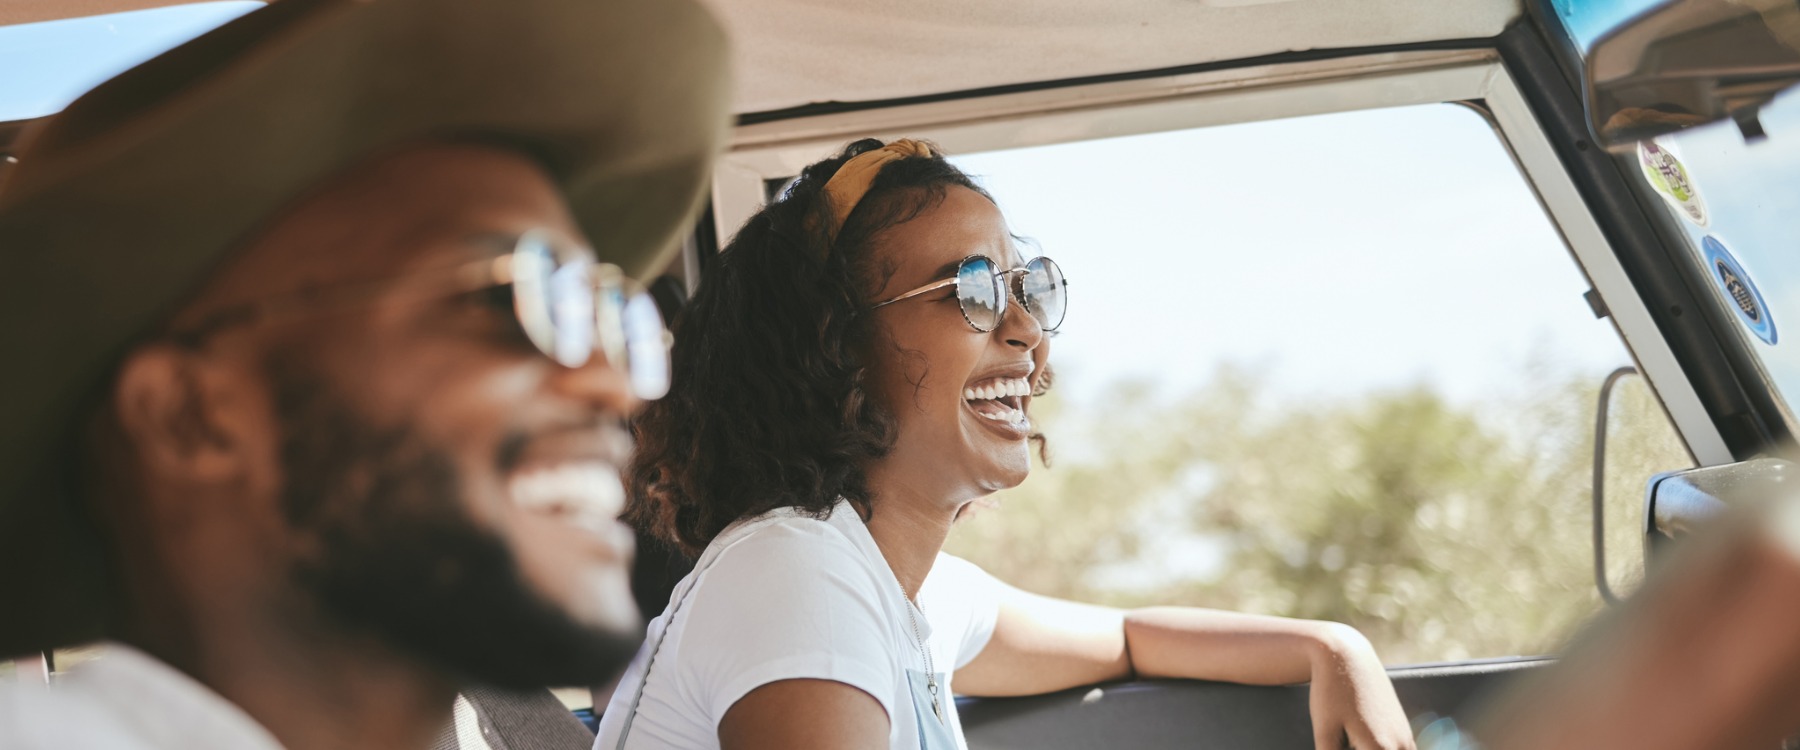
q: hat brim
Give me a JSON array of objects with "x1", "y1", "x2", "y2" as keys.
[{"x1": 0, "y1": 0, "x2": 730, "y2": 655}]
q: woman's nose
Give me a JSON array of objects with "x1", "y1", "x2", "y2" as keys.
[{"x1": 996, "y1": 285, "x2": 1044, "y2": 351}]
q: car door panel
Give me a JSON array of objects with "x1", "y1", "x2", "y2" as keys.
[{"x1": 960, "y1": 658, "x2": 1549, "y2": 749}]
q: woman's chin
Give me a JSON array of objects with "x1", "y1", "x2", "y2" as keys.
[
  {"x1": 974, "y1": 452, "x2": 1032, "y2": 492},
  {"x1": 953, "y1": 495, "x2": 1004, "y2": 523}
]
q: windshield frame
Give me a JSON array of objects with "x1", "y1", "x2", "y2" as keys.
[{"x1": 1524, "y1": 0, "x2": 1798, "y2": 457}]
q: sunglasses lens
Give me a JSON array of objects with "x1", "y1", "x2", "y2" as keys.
[
  {"x1": 591, "y1": 265, "x2": 673, "y2": 401},
  {"x1": 513, "y1": 234, "x2": 671, "y2": 399},
  {"x1": 957, "y1": 256, "x2": 1004, "y2": 331},
  {"x1": 548, "y1": 262, "x2": 598, "y2": 365},
  {"x1": 621, "y1": 291, "x2": 671, "y2": 400},
  {"x1": 1021, "y1": 256, "x2": 1067, "y2": 331},
  {"x1": 512, "y1": 234, "x2": 596, "y2": 367}
]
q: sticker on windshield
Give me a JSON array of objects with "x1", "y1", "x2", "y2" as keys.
[
  {"x1": 1639, "y1": 140, "x2": 1709, "y2": 227},
  {"x1": 1703, "y1": 235, "x2": 1777, "y2": 345}
]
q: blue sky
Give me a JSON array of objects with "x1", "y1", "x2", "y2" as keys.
[
  {"x1": 951, "y1": 104, "x2": 1632, "y2": 409},
  {"x1": 0, "y1": 2, "x2": 257, "y2": 121}
]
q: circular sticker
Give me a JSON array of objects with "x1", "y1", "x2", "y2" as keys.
[
  {"x1": 1702, "y1": 235, "x2": 1777, "y2": 345},
  {"x1": 1639, "y1": 140, "x2": 1709, "y2": 227}
]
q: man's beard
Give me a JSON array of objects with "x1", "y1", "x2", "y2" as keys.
[{"x1": 272, "y1": 366, "x2": 642, "y2": 689}]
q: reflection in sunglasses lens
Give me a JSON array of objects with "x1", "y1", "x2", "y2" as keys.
[
  {"x1": 624, "y1": 293, "x2": 670, "y2": 399},
  {"x1": 548, "y1": 259, "x2": 597, "y2": 367},
  {"x1": 512, "y1": 233, "x2": 669, "y2": 399},
  {"x1": 1023, "y1": 256, "x2": 1066, "y2": 331},
  {"x1": 512, "y1": 236, "x2": 563, "y2": 364},
  {"x1": 957, "y1": 257, "x2": 1003, "y2": 331}
]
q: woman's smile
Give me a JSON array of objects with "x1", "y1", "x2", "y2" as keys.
[{"x1": 961, "y1": 367, "x2": 1034, "y2": 438}]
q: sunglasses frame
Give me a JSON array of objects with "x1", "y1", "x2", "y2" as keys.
[
  {"x1": 166, "y1": 230, "x2": 672, "y2": 399},
  {"x1": 871, "y1": 254, "x2": 1067, "y2": 333}
]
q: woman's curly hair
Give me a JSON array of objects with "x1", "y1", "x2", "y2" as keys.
[{"x1": 627, "y1": 138, "x2": 999, "y2": 557}]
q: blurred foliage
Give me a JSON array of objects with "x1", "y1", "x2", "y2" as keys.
[{"x1": 945, "y1": 363, "x2": 1692, "y2": 665}]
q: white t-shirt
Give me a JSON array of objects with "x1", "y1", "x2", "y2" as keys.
[
  {"x1": 0, "y1": 643, "x2": 285, "y2": 749},
  {"x1": 594, "y1": 500, "x2": 1002, "y2": 750}
]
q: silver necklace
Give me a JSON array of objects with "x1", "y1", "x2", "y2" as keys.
[{"x1": 898, "y1": 580, "x2": 943, "y2": 723}]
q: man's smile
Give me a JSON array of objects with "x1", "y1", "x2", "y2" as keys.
[{"x1": 508, "y1": 460, "x2": 634, "y2": 544}]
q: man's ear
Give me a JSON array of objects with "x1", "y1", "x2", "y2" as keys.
[{"x1": 112, "y1": 344, "x2": 261, "y2": 484}]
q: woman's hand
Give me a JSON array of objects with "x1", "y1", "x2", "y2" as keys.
[{"x1": 1306, "y1": 624, "x2": 1415, "y2": 750}]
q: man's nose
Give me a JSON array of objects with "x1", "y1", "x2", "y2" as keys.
[{"x1": 547, "y1": 351, "x2": 639, "y2": 417}]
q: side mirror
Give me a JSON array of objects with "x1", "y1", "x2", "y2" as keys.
[
  {"x1": 1586, "y1": 0, "x2": 1800, "y2": 151},
  {"x1": 1643, "y1": 457, "x2": 1796, "y2": 562}
]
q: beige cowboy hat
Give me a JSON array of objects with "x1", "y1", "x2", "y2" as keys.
[{"x1": 0, "y1": 0, "x2": 731, "y2": 656}]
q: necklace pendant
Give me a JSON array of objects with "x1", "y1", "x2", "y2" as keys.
[{"x1": 928, "y1": 678, "x2": 942, "y2": 721}]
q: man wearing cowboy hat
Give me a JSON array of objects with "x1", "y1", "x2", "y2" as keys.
[{"x1": 0, "y1": 0, "x2": 729, "y2": 747}]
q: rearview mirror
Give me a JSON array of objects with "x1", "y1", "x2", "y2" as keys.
[{"x1": 1587, "y1": 0, "x2": 1800, "y2": 151}]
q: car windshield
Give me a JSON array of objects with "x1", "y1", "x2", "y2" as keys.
[
  {"x1": 0, "y1": 2, "x2": 259, "y2": 122},
  {"x1": 1549, "y1": 0, "x2": 1800, "y2": 429},
  {"x1": 1624, "y1": 94, "x2": 1800, "y2": 427},
  {"x1": 1547, "y1": 0, "x2": 1669, "y2": 49}
]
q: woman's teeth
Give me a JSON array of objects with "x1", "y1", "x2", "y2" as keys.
[
  {"x1": 962, "y1": 376, "x2": 1031, "y2": 401},
  {"x1": 509, "y1": 463, "x2": 626, "y2": 530},
  {"x1": 963, "y1": 376, "x2": 1031, "y2": 426}
]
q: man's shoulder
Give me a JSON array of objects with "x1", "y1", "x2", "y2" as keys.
[
  {"x1": 0, "y1": 647, "x2": 286, "y2": 750},
  {"x1": 0, "y1": 681, "x2": 143, "y2": 749}
]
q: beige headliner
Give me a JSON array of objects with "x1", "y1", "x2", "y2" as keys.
[
  {"x1": 7, "y1": 0, "x2": 1523, "y2": 114},
  {"x1": 702, "y1": 0, "x2": 1522, "y2": 114}
]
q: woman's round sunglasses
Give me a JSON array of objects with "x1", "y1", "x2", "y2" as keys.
[
  {"x1": 872, "y1": 255, "x2": 1067, "y2": 333},
  {"x1": 168, "y1": 230, "x2": 672, "y2": 400}
]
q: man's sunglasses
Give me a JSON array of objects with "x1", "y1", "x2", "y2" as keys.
[
  {"x1": 872, "y1": 255, "x2": 1067, "y2": 333},
  {"x1": 170, "y1": 231, "x2": 672, "y2": 400}
]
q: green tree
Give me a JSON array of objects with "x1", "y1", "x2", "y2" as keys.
[{"x1": 945, "y1": 365, "x2": 1690, "y2": 665}]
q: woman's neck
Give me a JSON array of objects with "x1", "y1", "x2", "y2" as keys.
[{"x1": 861, "y1": 472, "x2": 964, "y2": 600}]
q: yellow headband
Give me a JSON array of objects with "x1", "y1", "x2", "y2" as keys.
[{"x1": 819, "y1": 139, "x2": 935, "y2": 239}]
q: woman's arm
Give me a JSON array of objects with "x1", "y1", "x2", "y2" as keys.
[
  {"x1": 1125, "y1": 608, "x2": 1414, "y2": 750},
  {"x1": 718, "y1": 679, "x2": 889, "y2": 750},
  {"x1": 954, "y1": 582, "x2": 1414, "y2": 749},
  {"x1": 1125, "y1": 606, "x2": 1357, "y2": 684},
  {"x1": 950, "y1": 584, "x2": 1131, "y2": 696}
]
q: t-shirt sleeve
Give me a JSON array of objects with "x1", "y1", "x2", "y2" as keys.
[
  {"x1": 923, "y1": 552, "x2": 1004, "y2": 670},
  {"x1": 674, "y1": 525, "x2": 900, "y2": 726}
]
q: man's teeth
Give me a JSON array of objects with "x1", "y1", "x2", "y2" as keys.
[
  {"x1": 510, "y1": 464, "x2": 625, "y2": 522},
  {"x1": 961, "y1": 376, "x2": 1032, "y2": 401}
]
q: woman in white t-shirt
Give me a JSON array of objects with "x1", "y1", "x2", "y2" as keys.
[{"x1": 596, "y1": 139, "x2": 1415, "y2": 750}]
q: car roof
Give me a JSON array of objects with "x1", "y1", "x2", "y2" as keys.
[
  {"x1": 708, "y1": 0, "x2": 1522, "y2": 115},
  {"x1": 9, "y1": 0, "x2": 1523, "y2": 116}
]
